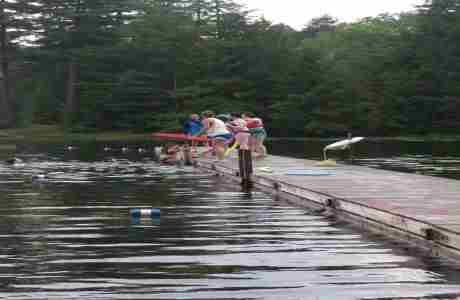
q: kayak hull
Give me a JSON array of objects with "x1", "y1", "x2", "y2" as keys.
[{"x1": 152, "y1": 132, "x2": 209, "y2": 142}]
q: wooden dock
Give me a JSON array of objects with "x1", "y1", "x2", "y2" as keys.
[{"x1": 194, "y1": 153, "x2": 460, "y2": 260}]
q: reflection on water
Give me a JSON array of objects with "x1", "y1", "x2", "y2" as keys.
[{"x1": 0, "y1": 142, "x2": 459, "y2": 299}]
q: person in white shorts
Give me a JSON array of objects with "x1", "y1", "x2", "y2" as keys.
[{"x1": 201, "y1": 110, "x2": 233, "y2": 160}]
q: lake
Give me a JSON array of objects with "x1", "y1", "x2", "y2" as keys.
[
  {"x1": 0, "y1": 140, "x2": 459, "y2": 299},
  {"x1": 269, "y1": 138, "x2": 460, "y2": 180}
]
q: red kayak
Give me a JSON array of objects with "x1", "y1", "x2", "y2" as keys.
[{"x1": 151, "y1": 132, "x2": 209, "y2": 142}]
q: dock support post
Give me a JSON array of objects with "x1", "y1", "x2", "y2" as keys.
[
  {"x1": 347, "y1": 132, "x2": 354, "y2": 163},
  {"x1": 238, "y1": 149, "x2": 253, "y2": 189}
]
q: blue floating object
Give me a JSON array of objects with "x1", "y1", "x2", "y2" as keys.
[{"x1": 130, "y1": 208, "x2": 161, "y2": 218}]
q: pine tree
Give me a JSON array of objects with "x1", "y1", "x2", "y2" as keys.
[
  {"x1": 302, "y1": 14, "x2": 338, "y2": 38},
  {"x1": 0, "y1": 0, "x2": 41, "y2": 127},
  {"x1": 415, "y1": 0, "x2": 460, "y2": 95},
  {"x1": 34, "y1": 0, "x2": 142, "y2": 127}
]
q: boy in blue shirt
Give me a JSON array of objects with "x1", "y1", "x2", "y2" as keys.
[{"x1": 183, "y1": 114, "x2": 203, "y2": 150}]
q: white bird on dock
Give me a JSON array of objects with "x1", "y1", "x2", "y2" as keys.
[{"x1": 323, "y1": 137, "x2": 364, "y2": 160}]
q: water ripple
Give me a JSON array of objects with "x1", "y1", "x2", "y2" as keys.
[{"x1": 0, "y1": 145, "x2": 458, "y2": 299}]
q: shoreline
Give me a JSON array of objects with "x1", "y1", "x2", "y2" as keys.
[
  {"x1": 2, "y1": 125, "x2": 460, "y2": 143},
  {"x1": 0, "y1": 125, "x2": 151, "y2": 143}
]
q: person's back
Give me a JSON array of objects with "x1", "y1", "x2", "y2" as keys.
[
  {"x1": 206, "y1": 117, "x2": 230, "y2": 137},
  {"x1": 184, "y1": 114, "x2": 203, "y2": 136},
  {"x1": 246, "y1": 117, "x2": 264, "y2": 130},
  {"x1": 229, "y1": 118, "x2": 248, "y2": 133},
  {"x1": 201, "y1": 111, "x2": 233, "y2": 160},
  {"x1": 185, "y1": 120, "x2": 202, "y2": 135},
  {"x1": 228, "y1": 116, "x2": 250, "y2": 151},
  {"x1": 242, "y1": 112, "x2": 267, "y2": 157}
]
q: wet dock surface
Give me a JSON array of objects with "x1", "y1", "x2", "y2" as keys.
[{"x1": 196, "y1": 154, "x2": 460, "y2": 258}]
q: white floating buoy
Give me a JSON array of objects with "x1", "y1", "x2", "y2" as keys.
[
  {"x1": 130, "y1": 208, "x2": 161, "y2": 218},
  {"x1": 121, "y1": 147, "x2": 129, "y2": 152},
  {"x1": 32, "y1": 174, "x2": 48, "y2": 181},
  {"x1": 104, "y1": 146, "x2": 112, "y2": 152},
  {"x1": 138, "y1": 148, "x2": 147, "y2": 153},
  {"x1": 66, "y1": 146, "x2": 76, "y2": 151}
]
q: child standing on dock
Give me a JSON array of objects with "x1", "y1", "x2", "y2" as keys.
[
  {"x1": 183, "y1": 114, "x2": 204, "y2": 150},
  {"x1": 242, "y1": 112, "x2": 267, "y2": 158},
  {"x1": 201, "y1": 110, "x2": 233, "y2": 160},
  {"x1": 227, "y1": 113, "x2": 250, "y2": 151}
]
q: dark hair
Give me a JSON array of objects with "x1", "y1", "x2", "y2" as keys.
[
  {"x1": 230, "y1": 112, "x2": 241, "y2": 118},
  {"x1": 216, "y1": 114, "x2": 230, "y2": 122},
  {"x1": 242, "y1": 112, "x2": 254, "y2": 118},
  {"x1": 201, "y1": 110, "x2": 215, "y2": 118}
]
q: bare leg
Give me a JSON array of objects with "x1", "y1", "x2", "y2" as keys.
[
  {"x1": 249, "y1": 136, "x2": 256, "y2": 153},
  {"x1": 236, "y1": 132, "x2": 250, "y2": 151},
  {"x1": 201, "y1": 139, "x2": 215, "y2": 158},
  {"x1": 215, "y1": 140, "x2": 226, "y2": 160},
  {"x1": 253, "y1": 135, "x2": 267, "y2": 157},
  {"x1": 191, "y1": 140, "x2": 197, "y2": 152}
]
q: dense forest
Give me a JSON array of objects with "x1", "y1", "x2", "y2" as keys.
[{"x1": 3, "y1": 0, "x2": 460, "y2": 137}]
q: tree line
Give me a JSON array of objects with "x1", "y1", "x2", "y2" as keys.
[{"x1": 4, "y1": 0, "x2": 460, "y2": 137}]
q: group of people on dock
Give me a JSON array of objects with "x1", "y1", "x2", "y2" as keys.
[{"x1": 179, "y1": 111, "x2": 267, "y2": 161}]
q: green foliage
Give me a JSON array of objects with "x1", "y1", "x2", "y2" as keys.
[
  {"x1": 145, "y1": 112, "x2": 187, "y2": 132},
  {"x1": 270, "y1": 94, "x2": 319, "y2": 136},
  {"x1": 15, "y1": 77, "x2": 62, "y2": 127},
  {"x1": 9, "y1": 0, "x2": 460, "y2": 137}
]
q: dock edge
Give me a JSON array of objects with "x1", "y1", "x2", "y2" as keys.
[{"x1": 195, "y1": 159, "x2": 460, "y2": 261}]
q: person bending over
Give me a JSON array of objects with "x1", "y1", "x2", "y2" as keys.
[
  {"x1": 201, "y1": 110, "x2": 233, "y2": 160},
  {"x1": 242, "y1": 112, "x2": 267, "y2": 158},
  {"x1": 227, "y1": 112, "x2": 250, "y2": 151}
]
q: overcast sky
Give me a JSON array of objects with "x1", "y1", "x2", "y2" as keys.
[{"x1": 239, "y1": 0, "x2": 425, "y2": 29}]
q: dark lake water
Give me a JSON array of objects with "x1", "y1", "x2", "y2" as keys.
[
  {"x1": 269, "y1": 138, "x2": 460, "y2": 180},
  {"x1": 0, "y1": 140, "x2": 460, "y2": 299}
]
